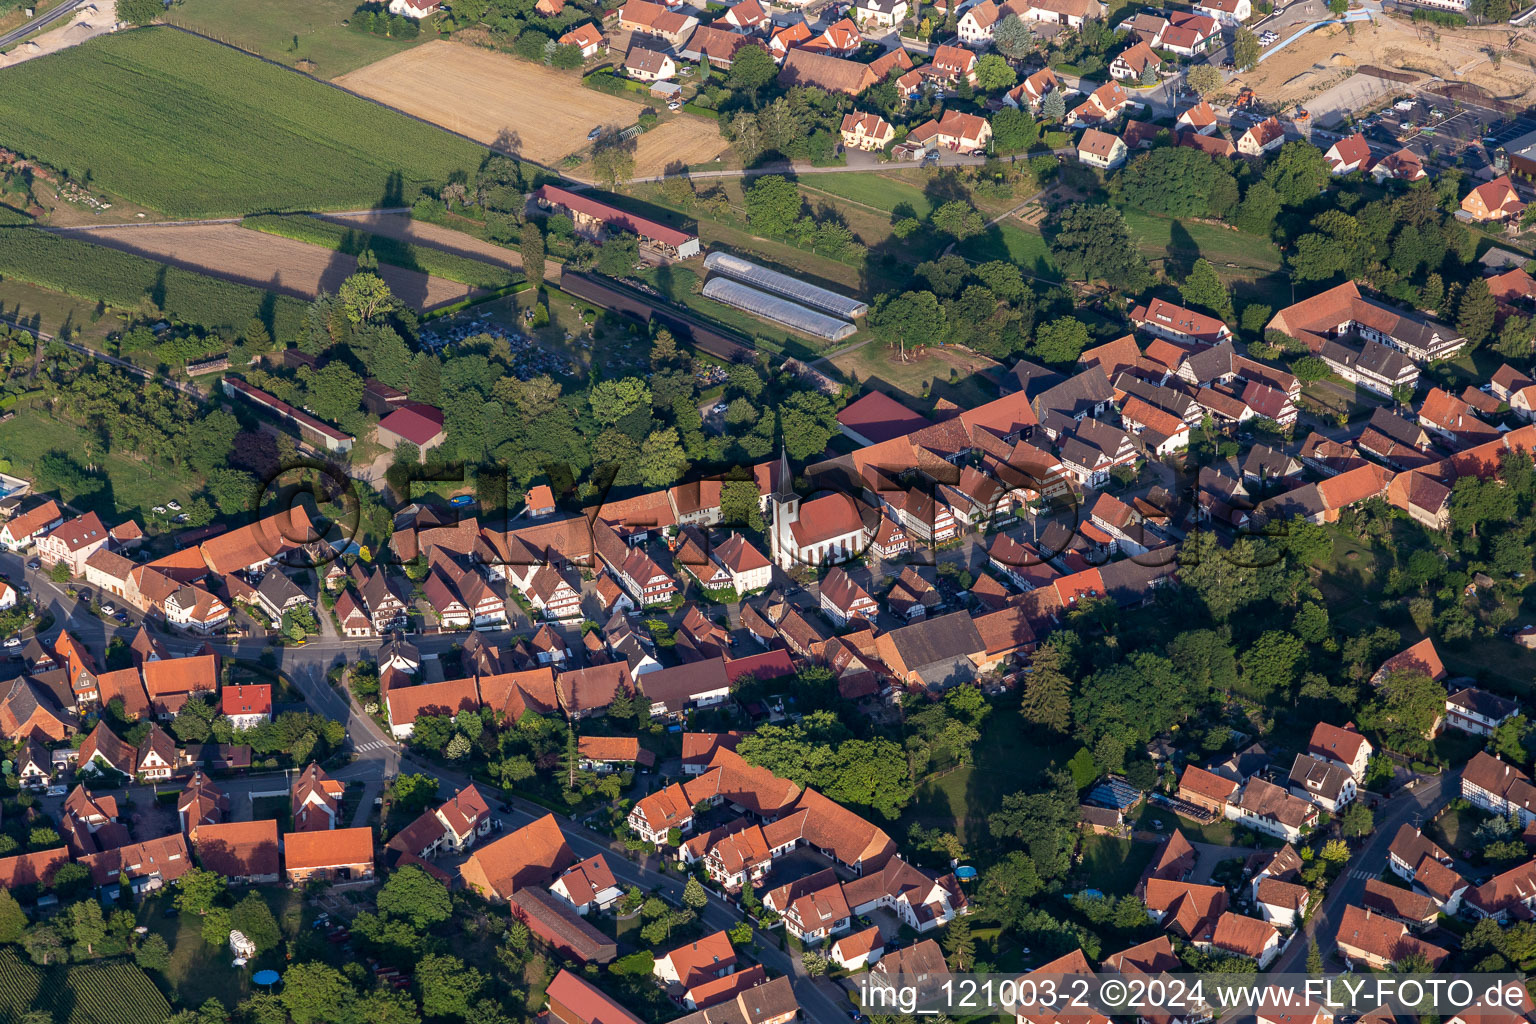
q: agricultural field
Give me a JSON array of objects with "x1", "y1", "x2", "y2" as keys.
[
  {"x1": 321, "y1": 210, "x2": 525, "y2": 273},
  {"x1": 0, "y1": 228, "x2": 309, "y2": 336},
  {"x1": 0, "y1": 28, "x2": 489, "y2": 217},
  {"x1": 244, "y1": 214, "x2": 519, "y2": 291},
  {"x1": 78, "y1": 222, "x2": 478, "y2": 311},
  {"x1": 0, "y1": 949, "x2": 169, "y2": 1024},
  {"x1": 167, "y1": 0, "x2": 430, "y2": 77},
  {"x1": 627, "y1": 117, "x2": 732, "y2": 179},
  {"x1": 797, "y1": 170, "x2": 938, "y2": 218},
  {"x1": 334, "y1": 41, "x2": 643, "y2": 167}
]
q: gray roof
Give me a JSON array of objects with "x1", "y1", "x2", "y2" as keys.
[
  {"x1": 884, "y1": 611, "x2": 984, "y2": 688},
  {"x1": 1183, "y1": 340, "x2": 1235, "y2": 385},
  {"x1": 1288, "y1": 753, "x2": 1353, "y2": 803},
  {"x1": 1033, "y1": 367, "x2": 1113, "y2": 421}
]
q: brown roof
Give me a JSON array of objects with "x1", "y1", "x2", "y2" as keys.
[
  {"x1": 777, "y1": 48, "x2": 877, "y2": 95},
  {"x1": 1362, "y1": 877, "x2": 1437, "y2": 923},
  {"x1": 461, "y1": 812, "x2": 575, "y2": 899},
  {"x1": 192, "y1": 819, "x2": 280, "y2": 878},
  {"x1": 388, "y1": 676, "x2": 481, "y2": 728},
  {"x1": 874, "y1": 938, "x2": 950, "y2": 979},
  {"x1": 1210, "y1": 911, "x2": 1278, "y2": 959},
  {"x1": 0, "y1": 847, "x2": 68, "y2": 888},
  {"x1": 509, "y1": 886, "x2": 618, "y2": 964},
  {"x1": 1336, "y1": 904, "x2": 1448, "y2": 965},
  {"x1": 1255, "y1": 876, "x2": 1309, "y2": 913},
  {"x1": 1179, "y1": 764, "x2": 1238, "y2": 802},
  {"x1": 546, "y1": 969, "x2": 645, "y2": 1024},
  {"x1": 662, "y1": 930, "x2": 737, "y2": 987},
  {"x1": 284, "y1": 827, "x2": 374, "y2": 872}
]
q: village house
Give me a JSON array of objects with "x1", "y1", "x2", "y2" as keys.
[
  {"x1": 35, "y1": 512, "x2": 109, "y2": 576},
  {"x1": 1236, "y1": 116, "x2": 1286, "y2": 157},
  {"x1": 1077, "y1": 128, "x2": 1128, "y2": 170},
  {"x1": 840, "y1": 111, "x2": 894, "y2": 151},
  {"x1": 1462, "y1": 175, "x2": 1525, "y2": 222}
]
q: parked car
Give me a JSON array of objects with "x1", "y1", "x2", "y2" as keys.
[
  {"x1": 167, "y1": 500, "x2": 182, "y2": 511},
  {"x1": 3, "y1": 637, "x2": 19, "y2": 648},
  {"x1": 102, "y1": 604, "x2": 116, "y2": 615}
]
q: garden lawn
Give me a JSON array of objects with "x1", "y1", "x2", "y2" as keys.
[
  {"x1": 1136, "y1": 804, "x2": 1235, "y2": 845},
  {"x1": 898, "y1": 716, "x2": 1074, "y2": 846},
  {"x1": 0, "y1": 408, "x2": 203, "y2": 519},
  {"x1": 798, "y1": 171, "x2": 936, "y2": 217},
  {"x1": 0, "y1": 28, "x2": 487, "y2": 217},
  {"x1": 170, "y1": 0, "x2": 431, "y2": 77},
  {"x1": 1118, "y1": 208, "x2": 1282, "y2": 275},
  {"x1": 955, "y1": 222, "x2": 1061, "y2": 282},
  {"x1": 138, "y1": 890, "x2": 301, "y2": 1010},
  {"x1": 1075, "y1": 834, "x2": 1157, "y2": 897}
]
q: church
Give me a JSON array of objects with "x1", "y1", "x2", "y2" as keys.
[{"x1": 767, "y1": 450, "x2": 874, "y2": 570}]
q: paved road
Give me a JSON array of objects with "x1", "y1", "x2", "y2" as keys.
[
  {"x1": 6, "y1": 548, "x2": 853, "y2": 1022},
  {"x1": 1268, "y1": 772, "x2": 1452, "y2": 973},
  {"x1": 0, "y1": 0, "x2": 85, "y2": 50}
]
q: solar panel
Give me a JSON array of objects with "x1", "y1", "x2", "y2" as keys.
[{"x1": 704, "y1": 251, "x2": 869, "y2": 319}]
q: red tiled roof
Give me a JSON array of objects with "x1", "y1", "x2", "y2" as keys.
[{"x1": 284, "y1": 826, "x2": 374, "y2": 872}]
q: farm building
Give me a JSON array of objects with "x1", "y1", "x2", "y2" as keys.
[
  {"x1": 377, "y1": 403, "x2": 447, "y2": 458},
  {"x1": 532, "y1": 185, "x2": 700, "y2": 259},
  {"x1": 701, "y1": 278, "x2": 856, "y2": 342},
  {"x1": 220, "y1": 377, "x2": 355, "y2": 454},
  {"x1": 703, "y1": 251, "x2": 868, "y2": 319}
]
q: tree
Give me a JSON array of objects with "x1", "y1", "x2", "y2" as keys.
[
  {"x1": 987, "y1": 770, "x2": 1079, "y2": 879},
  {"x1": 1020, "y1": 644, "x2": 1072, "y2": 733},
  {"x1": 869, "y1": 290, "x2": 945, "y2": 360},
  {"x1": 720, "y1": 478, "x2": 765, "y2": 533},
  {"x1": 1234, "y1": 28, "x2": 1260, "y2": 70},
  {"x1": 639, "y1": 427, "x2": 688, "y2": 487},
  {"x1": 978, "y1": 851, "x2": 1043, "y2": 930},
  {"x1": 993, "y1": 12, "x2": 1033, "y2": 59},
  {"x1": 378, "y1": 864, "x2": 453, "y2": 930},
  {"x1": 943, "y1": 916, "x2": 977, "y2": 971},
  {"x1": 1047, "y1": 205, "x2": 1150, "y2": 290},
  {"x1": 1340, "y1": 801, "x2": 1375, "y2": 838},
  {"x1": 417, "y1": 954, "x2": 485, "y2": 1019},
  {"x1": 932, "y1": 200, "x2": 984, "y2": 241},
  {"x1": 1238, "y1": 630, "x2": 1305, "y2": 697},
  {"x1": 338, "y1": 272, "x2": 397, "y2": 325},
  {"x1": 1041, "y1": 88, "x2": 1066, "y2": 122},
  {"x1": 520, "y1": 222, "x2": 546, "y2": 293},
  {"x1": 744, "y1": 175, "x2": 802, "y2": 236},
  {"x1": 1458, "y1": 277, "x2": 1498, "y2": 346},
  {"x1": 991, "y1": 108, "x2": 1039, "y2": 155},
  {"x1": 1180, "y1": 259, "x2": 1233, "y2": 320},
  {"x1": 1233, "y1": 181, "x2": 1282, "y2": 235},
  {"x1": 1495, "y1": 313, "x2": 1533, "y2": 359},
  {"x1": 175, "y1": 867, "x2": 227, "y2": 916},
  {"x1": 1263, "y1": 141, "x2": 1331, "y2": 207},
  {"x1": 1361, "y1": 670, "x2": 1448, "y2": 744},
  {"x1": 975, "y1": 53, "x2": 1017, "y2": 92},
  {"x1": 591, "y1": 129, "x2": 637, "y2": 187},
  {"x1": 231, "y1": 893, "x2": 281, "y2": 953},
  {"x1": 1306, "y1": 940, "x2": 1324, "y2": 974},
  {"x1": 728, "y1": 43, "x2": 778, "y2": 104},
  {"x1": 282, "y1": 962, "x2": 353, "y2": 1024},
  {"x1": 66, "y1": 899, "x2": 107, "y2": 956},
  {"x1": 683, "y1": 876, "x2": 709, "y2": 910},
  {"x1": 135, "y1": 932, "x2": 171, "y2": 973},
  {"x1": 0, "y1": 890, "x2": 26, "y2": 944},
  {"x1": 1032, "y1": 317, "x2": 1091, "y2": 365},
  {"x1": 117, "y1": 0, "x2": 164, "y2": 24},
  {"x1": 801, "y1": 951, "x2": 830, "y2": 976},
  {"x1": 589, "y1": 377, "x2": 652, "y2": 426},
  {"x1": 1187, "y1": 64, "x2": 1222, "y2": 97}
]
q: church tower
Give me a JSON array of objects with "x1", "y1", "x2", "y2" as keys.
[{"x1": 769, "y1": 447, "x2": 799, "y2": 570}]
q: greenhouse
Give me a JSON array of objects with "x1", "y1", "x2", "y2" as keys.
[
  {"x1": 703, "y1": 251, "x2": 869, "y2": 320},
  {"x1": 702, "y1": 278, "x2": 857, "y2": 342}
]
